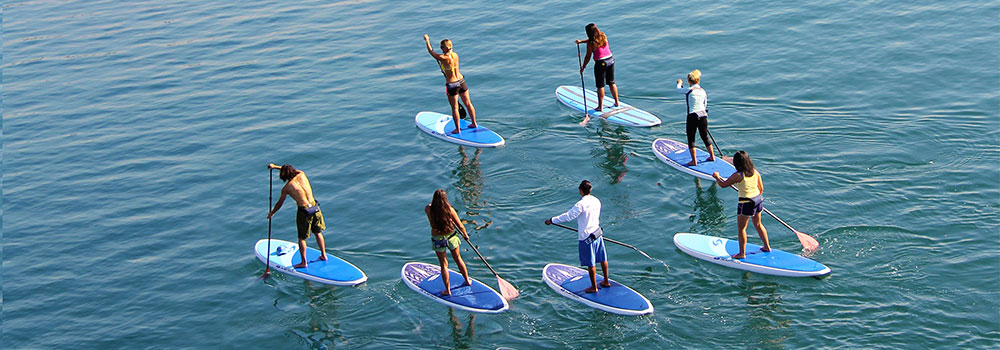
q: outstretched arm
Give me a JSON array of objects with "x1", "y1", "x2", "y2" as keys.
[
  {"x1": 424, "y1": 34, "x2": 446, "y2": 60},
  {"x1": 712, "y1": 171, "x2": 743, "y2": 188},
  {"x1": 267, "y1": 187, "x2": 288, "y2": 219}
]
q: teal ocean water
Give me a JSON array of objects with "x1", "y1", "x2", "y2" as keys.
[{"x1": 4, "y1": 1, "x2": 998, "y2": 348}]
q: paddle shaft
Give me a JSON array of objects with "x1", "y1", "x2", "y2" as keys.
[
  {"x1": 576, "y1": 43, "x2": 587, "y2": 114},
  {"x1": 550, "y1": 222, "x2": 647, "y2": 257},
  {"x1": 455, "y1": 225, "x2": 500, "y2": 277},
  {"x1": 706, "y1": 128, "x2": 723, "y2": 160},
  {"x1": 265, "y1": 169, "x2": 273, "y2": 276}
]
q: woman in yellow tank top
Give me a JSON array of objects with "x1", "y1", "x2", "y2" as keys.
[
  {"x1": 712, "y1": 151, "x2": 771, "y2": 259},
  {"x1": 424, "y1": 34, "x2": 478, "y2": 135}
]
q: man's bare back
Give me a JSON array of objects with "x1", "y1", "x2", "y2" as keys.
[{"x1": 284, "y1": 172, "x2": 316, "y2": 208}]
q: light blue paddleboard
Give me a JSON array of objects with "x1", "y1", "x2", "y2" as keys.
[
  {"x1": 652, "y1": 138, "x2": 736, "y2": 180},
  {"x1": 415, "y1": 111, "x2": 505, "y2": 148},
  {"x1": 542, "y1": 263, "x2": 653, "y2": 316},
  {"x1": 401, "y1": 262, "x2": 509, "y2": 314},
  {"x1": 254, "y1": 239, "x2": 367, "y2": 286},
  {"x1": 673, "y1": 233, "x2": 831, "y2": 277},
  {"x1": 555, "y1": 85, "x2": 661, "y2": 127}
]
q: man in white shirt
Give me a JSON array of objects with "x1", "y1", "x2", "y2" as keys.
[
  {"x1": 545, "y1": 180, "x2": 611, "y2": 293},
  {"x1": 676, "y1": 69, "x2": 716, "y2": 166}
]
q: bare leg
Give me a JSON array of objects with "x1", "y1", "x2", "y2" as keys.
[
  {"x1": 585, "y1": 266, "x2": 599, "y2": 293},
  {"x1": 596, "y1": 87, "x2": 605, "y2": 111},
  {"x1": 599, "y1": 261, "x2": 611, "y2": 287},
  {"x1": 459, "y1": 90, "x2": 477, "y2": 129},
  {"x1": 450, "y1": 247, "x2": 472, "y2": 286},
  {"x1": 609, "y1": 83, "x2": 620, "y2": 107},
  {"x1": 733, "y1": 215, "x2": 750, "y2": 259},
  {"x1": 687, "y1": 146, "x2": 698, "y2": 166},
  {"x1": 448, "y1": 93, "x2": 462, "y2": 134},
  {"x1": 436, "y1": 251, "x2": 451, "y2": 296},
  {"x1": 313, "y1": 232, "x2": 328, "y2": 261},
  {"x1": 753, "y1": 213, "x2": 771, "y2": 252},
  {"x1": 705, "y1": 142, "x2": 716, "y2": 162},
  {"x1": 294, "y1": 239, "x2": 309, "y2": 268}
]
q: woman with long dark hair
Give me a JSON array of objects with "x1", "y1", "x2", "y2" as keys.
[
  {"x1": 575, "y1": 23, "x2": 620, "y2": 112},
  {"x1": 712, "y1": 151, "x2": 771, "y2": 259},
  {"x1": 424, "y1": 189, "x2": 472, "y2": 295}
]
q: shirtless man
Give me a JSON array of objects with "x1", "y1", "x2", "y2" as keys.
[
  {"x1": 424, "y1": 34, "x2": 478, "y2": 134},
  {"x1": 266, "y1": 163, "x2": 327, "y2": 268}
]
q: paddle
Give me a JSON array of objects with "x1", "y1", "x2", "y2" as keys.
[
  {"x1": 708, "y1": 135, "x2": 820, "y2": 252},
  {"x1": 456, "y1": 224, "x2": 519, "y2": 301},
  {"x1": 576, "y1": 42, "x2": 589, "y2": 125},
  {"x1": 262, "y1": 168, "x2": 273, "y2": 279},
  {"x1": 549, "y1": 222, "x2": 662, "y2": 264}
]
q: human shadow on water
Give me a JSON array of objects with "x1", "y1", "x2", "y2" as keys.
[
  {"x1": 590, "y1": 123, "x2": 630, "y2": 184},
  {"x1": 453, "y1": 146, "x2": 491, "y2": 230},
  {"x1": 735, "y1": 273, "x2": 788, "y2": 349},
  {"x1": 691, "y1": 177, "x2": 726, "y2": 230},
  {"x1": 275, "y1": 282, "x2": 346, "y2": 350},
  {"x1": 447, "y1": 308, "x2": 476, "y2": 349}
]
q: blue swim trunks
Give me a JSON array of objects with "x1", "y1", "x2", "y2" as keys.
[{"x1": 578, "y1": 236, "x2": 607, "y2": 267}]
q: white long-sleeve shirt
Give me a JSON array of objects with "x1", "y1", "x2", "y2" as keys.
[
  {"x1": 676, "y1": 82, "x2": 708, "y2": 116},
  {"x1": 551, "y1": 194, "x2": 602, "y2": 241}
]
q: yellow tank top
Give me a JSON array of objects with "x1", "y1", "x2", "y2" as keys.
[
  {"x1": 439, "y1": 51, "x2": 458, "y2": 75},
  {"x1": 736, "y1": 170, "x2": 761, "y2": 198}
]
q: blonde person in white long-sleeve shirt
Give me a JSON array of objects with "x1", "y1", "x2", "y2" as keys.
[
  {"x1": 545, "y1": 180, "x2": 611, "y2": 293},
  {"x1": 676, "y1": 69, "x2": 716, "y2": 166}
]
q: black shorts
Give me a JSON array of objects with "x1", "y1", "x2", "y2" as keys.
[
  {"x1": 445, "y1": 79, "x2": 468, "y2": 96},
  {"x1": 737, "y1": 195, "x2": 763, "y2": 216},
  {"x1": 686, "y1": 113, "x2": 710, "y2": 147},
  {"x1": 594, "y1": 57, "x2": 615, "y2": 88}
]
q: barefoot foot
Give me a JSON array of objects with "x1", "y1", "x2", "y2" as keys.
[
  {"x1": 600, "y1": 280, "x2": 612, "y2": 288},
  {"x1": 293, "y1": 262, "x2": 308, "y2": 268},
  {"x1": 731, "y1": 254, "x2": 745, "y2": 260},
  {"x1": 686, "y1": 160, "x2": 698, "y2": 166},
  {"x1": 449, "y1": 129, "x2": 461, "y2": 134},
  {"x1": 467, "y1": 124, "x2": 478, "y2": 129},
  {"x1": 706, "y1": 157, "x2": 716, "y2": 162},
  {"x1": 584, "y1": 287, "x2": 599, "y2": 293}
]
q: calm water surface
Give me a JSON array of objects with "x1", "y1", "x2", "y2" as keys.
[{"x1": 3, "y1": 0, "x2": 998, "y2": 348}]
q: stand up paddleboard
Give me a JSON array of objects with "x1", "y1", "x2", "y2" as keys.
[
  {"x1": 254, "y1": 239, "x2": 368, "y2": 286},
  {"x1": 673, "y1": 233, "x2": 831, "y2": 277},
  {"x1": 542, "y1": 263, "x2": 653, "y2": 316},
  {"x1": 401, "y1": 262, "x2": 509, "y2": 314},
  {"x1": 415, "y1": 112, "x2": 505, "y2": 148},
  {"x1": 555, "y1": 86, "x2": 661, "y2": 127},
  {"x1": 652, "y1": 138, "x2": 736, "y2": 180}
]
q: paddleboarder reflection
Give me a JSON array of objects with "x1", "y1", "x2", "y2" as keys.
[
  {"x1": 454, "y1": 146, "x2": 491, "y2": 230},
  {"x1": 692, "y1": 177, "x2": 726, "y2": 229},
  {"x1": 592, "y1": 124, "x2": 629, "y2": 184},
  {"x1": 737, "y1": 274, "x2": 787, "y2": 346},
  {"x1": 448, "y1": 308, "x2": 476, "y2": 347}
]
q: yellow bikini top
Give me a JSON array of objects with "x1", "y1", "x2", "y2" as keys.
[{"x1": 439, "y1": 51, "x2": 458, "y2": 76}]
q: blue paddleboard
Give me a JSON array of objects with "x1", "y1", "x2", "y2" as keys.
[
  {"x1": 555, "y1": 86, "x2": 661, "y2": 127},
  {"x1": 652, "y1": 138, "x2": 736, "y2": 180},
  {"x1": 401, "y1": 262, "x2": 509, "y2": 314},
  {"x1": 542, "y1": 263, "x2": 653, "y2": 316},
  {"x1": 415, "y1": 111, "x2": 505, "y2": 148},
  {"x1": 673, "y1": 233, "x2": 831, "y2": 277},
  {"x1": 254, "y1": 239, "x2": 367, "y2": 286}
]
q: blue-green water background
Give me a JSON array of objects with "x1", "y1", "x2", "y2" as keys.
[{"x1": 4, "y1": 1, "x2": 999, "y2": 348}]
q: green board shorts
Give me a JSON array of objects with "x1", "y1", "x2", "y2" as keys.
[
  {"x1": 296, "y1": 201, "x2": 325, "y2": 240},
  {"x1": 431, "y1": 233, "x2": 461, "y2": 252}
]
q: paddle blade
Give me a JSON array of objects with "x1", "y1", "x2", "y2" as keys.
[
  {"x1": 796, "y1": 231, "x2": 820, "y2": 252},
  {"x1": 496, "y1": 276, "x2": 519, "y2": 301}
]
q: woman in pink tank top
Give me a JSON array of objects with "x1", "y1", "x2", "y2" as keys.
[{"x1": 575, "y1": 23, "x2": 620, "y2": 114}]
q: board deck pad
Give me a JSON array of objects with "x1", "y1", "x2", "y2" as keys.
[
  {"x1": 401, "y1": 262, "x2": 509, "y2": 314},
  {"x1": 673, "y1": 233, "x2": 831, "y2": 277},
  {"x1": 652, "y1": 138, "x2": 736, "y2": 180},
  {"x1": 415, "y1": 111, "x2": 505, "y2": 148},
  {"x1": 555, "y1": 86, "x2": 661, "y2": 127},
  {"x1": 254, "y1": 239, "x2": 367, "y2": 286},
  {"x1": 542, "y1": 263, "x2": 653, "y2": 316}
]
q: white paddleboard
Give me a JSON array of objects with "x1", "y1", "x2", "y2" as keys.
[
  {"x1": 555, "y1": 85, "x2": 661, "y2": 127},
  {"x1": 542, "y1": 263, "x2": 653, "y2": 316},
  {"x1": 673, "y1": 233, "x2": 831, "y2": 277},
  {"x1": 401, "y1": 262, "x2": 509, "y2": 314},
  {"x1": 254, "y1": 239, "x2": 368, "y2": 286},
  {"x1": 415, "y1": 111, "x2": 505, "y2": 148}
]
